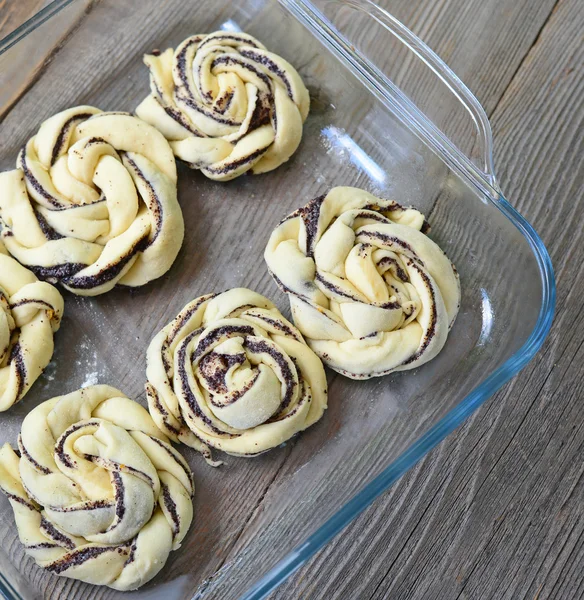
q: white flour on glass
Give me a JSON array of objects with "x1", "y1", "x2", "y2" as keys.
[{"x1": 76, "y1": 338, "x2": 104, "y2": 388}]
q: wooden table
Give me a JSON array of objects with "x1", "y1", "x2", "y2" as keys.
[{"x1": 3, "y1": 0, "x2": 582, "y2": 598}]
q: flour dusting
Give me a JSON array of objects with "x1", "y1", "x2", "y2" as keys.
[
  {"x1": 76, "y1": 339, "x2": 104, "y2": 388},
  {"x1": 81, "y1": 372, "x2": 99, "y2": 388}
]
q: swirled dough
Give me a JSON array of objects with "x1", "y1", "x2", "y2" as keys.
[
  {"x1": 136, "y1": 32, "x2": 310, "y2": 181},
  {"x1": 265, "y1": 187, "x2": 461, "y2": 379},
  {"x1": 0, "y1": 106, "x2": 184, "y2": 296},
  {"x1": 146, "y1": 288, "x2": 327, "y2": 465},
  {"x1": 0, "y1": 385, "x2": 194, "y2": 591},
  {"x1": 0, "y1": 240, "x2": 63, "y2": 411}
]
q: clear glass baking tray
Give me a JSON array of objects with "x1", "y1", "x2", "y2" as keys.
[{"x1": 0, "y1": 0, "x2": 555, "y2": 599}]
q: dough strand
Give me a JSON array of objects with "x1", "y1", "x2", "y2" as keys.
[
  {"x1": 0, "y1": 107, "x2": 184, "y2": 296},
  {"x1": 136, "y1": 32, "x2": 310, "y2": 181},
  {"x1": 0, "y1": 385, "x2": 194, "y2": 590},
  {"x1": 146, "y1": 288, "x2": 328, "y2": 464},
  {"x1": 0, "y1": 240, "x2": 63, "y2": 411},
  {"x1": 265, "y1": 187, "x2": 461, "y2": 379}
]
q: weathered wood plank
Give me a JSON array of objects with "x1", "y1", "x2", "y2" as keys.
[
  {"x1": 272, "y1": 0, "x2": 584, "y2": 598},
  {"x1": 328, "y1": 0, "x2": 559, "y2": 115}
]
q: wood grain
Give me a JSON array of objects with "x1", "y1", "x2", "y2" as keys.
[
  {"x1": 0, "y1": 0, "x2": 581, "y2": 599},
  {"x1": 272, "y1": 0, "x2": 584, "y2": 599}
]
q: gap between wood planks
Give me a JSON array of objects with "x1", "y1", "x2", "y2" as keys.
[
  {"x1": 235, "y1": 0, "x2": 569, "y2": 580},
  {"x1": 0, "y1": 0, "x2": 568, "y2": 595},
  {"x1": 11, "y1": 0, "x2": 569, "y2": 585},
  {"x1": 486, "y1": 0, "x2": 563, "y2": 121},
  {"x1": 265, "y1": 0, "x2": 574, "y2": 597}
]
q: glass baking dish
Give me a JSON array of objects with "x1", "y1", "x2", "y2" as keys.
[{"x1": 0, "y1": 0, "x2": 555, "y2": 598}]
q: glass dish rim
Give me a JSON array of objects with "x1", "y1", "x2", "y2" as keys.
[{"x1": 0, "y1": 1, "x2": 556, "y2": 599}]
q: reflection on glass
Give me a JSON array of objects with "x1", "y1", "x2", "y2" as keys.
[
  {"x1": 322, "y1": 125, "x2": 387, "y2": 184},
  {"x1": 221, "y1": 19, "x2": 243, "y2": 32},
  {"x1": 479, "y1": 288, "x2": 494, "y2": 346}
]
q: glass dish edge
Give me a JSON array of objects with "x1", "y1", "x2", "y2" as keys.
[{"x1": 0, "y1": 1, "x2": 556, "y2": 599}]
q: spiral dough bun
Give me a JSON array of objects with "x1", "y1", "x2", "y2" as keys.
[
  {"x1": 0, "y1": 240, "x2": 64, "y2": 411},
  {"x1": 265, "y1": 187, "x2": 461, "y2": 379},
  {"x1": 0, "y1": 385, "x2": 194, "y2": 591},
  {"x1": 0, "y1": 106, "x2": 184, "y2": 296},
  {"x1": 136, "y1": 31, "x2": 310, "y2": 181},
  {"x1": 146, "y1": 288, "x2": 327, "y2": 465}
]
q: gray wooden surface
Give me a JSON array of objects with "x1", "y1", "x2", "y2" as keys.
[
  {"x1": 2, "y1": 0, "x2": 583, "y2": 599},
  {"x1": 271, "y1": 1, "x2": 584, "y2": 598}
]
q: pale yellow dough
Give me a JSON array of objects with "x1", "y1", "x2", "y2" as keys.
[
  {"x1": 0, "y1": 385, "x2": 194, "y2": 591},
  {"x1": 0, "y1": 240, "x2": 63, "y2": 411},
  {"x1": 146, "y1": 288, "x2": 328, "y2": 464},
  {"x1": 264, "y1": 187, "x2": 461, "y2": 379},
  {"x1": 136, "y1": 32, "x2": 310, "y2": 181},
  {"x1": 0, "y1": 106, "x2": 184, "y2": 296}
]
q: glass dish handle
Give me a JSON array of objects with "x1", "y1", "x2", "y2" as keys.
[{"x1": 289, "y1": 0, "x2": 498, "y2": 187}]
